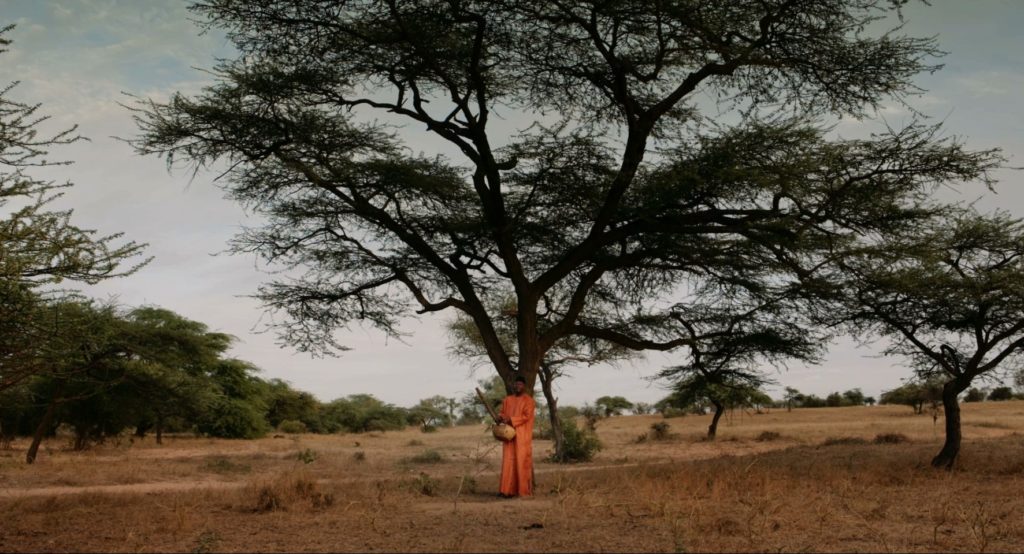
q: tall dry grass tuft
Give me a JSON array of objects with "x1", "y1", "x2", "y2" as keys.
[{"x1": 240, "y1": 470, "x2": 335, "y2": 513}]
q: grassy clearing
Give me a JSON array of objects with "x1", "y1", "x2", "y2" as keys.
[{"x1": 2, "y1": 401, "x2": 1024, "y2": 552}]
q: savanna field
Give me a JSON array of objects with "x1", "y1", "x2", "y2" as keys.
[{"x1": 2, "y1": 402, "x2": 1024, "y2": 553}]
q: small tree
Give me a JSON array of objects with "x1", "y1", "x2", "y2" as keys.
[
  {"x1": 594, "y1": 396, "x2": 634, "y2": 417},
  {"x1": 842, "y1": 388, "x2": 866, "y2": 406},
  {"x1": 407, "y1": 395, "x2": 454, "y2": 430},
  {"x1": 321, "y1": 394, "x2": 408, "y2": 433},
  {"x1": 880, "y1": 379, "x2": 944, "y2": 415},
  {"x1": 660, "y1": 374, "x2": 773, "y2": 440},
  {"x1": 657, "y1": 281, "x2": 822, "y2": 439},
  {"x1": 837, "y1": 211, "x2": 1024, "y2": 468},
  {"x1": 631, "y1": 402, "x2": 654, "y2": 416},
  {"x1": 783, "y1": 387, "x2": 801, "y2": 412}
]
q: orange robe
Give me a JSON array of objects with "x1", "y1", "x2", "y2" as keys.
[{"x1": 498, "y1": 393, "x2": 535, "y2": 497}]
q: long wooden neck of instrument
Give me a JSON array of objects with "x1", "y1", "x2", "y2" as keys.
[{"x1": 475, "y1": 388, "x2": 500, "y2": 423}]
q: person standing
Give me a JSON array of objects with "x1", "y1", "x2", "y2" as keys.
[{"x1": 498, "y1": 375, "x2": 535, "y2": 497}]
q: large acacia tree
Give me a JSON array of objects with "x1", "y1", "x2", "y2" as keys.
[
  {"x1": 837, "y1": 210, "x2": 1024, "y2": 469},
  {"x1": 134, "y1": 1, "x2": 998, "y2": 397}
]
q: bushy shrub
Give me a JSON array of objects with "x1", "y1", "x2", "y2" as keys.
[
  {"x1": 412, "y1": 472, "x2": 438, "y2": 496},
  {"x1": 296, "y1": 448, "x2": 318, "y2": 464},
  {"x1": 963, "y1": 388, "x2": 986, "y2": 403},
  {"x1": 650, "y1": 421, "x2": 671, "y2": 440},
  {"x1": 405, "y1": 449, "x2": 445, "y2": 464},
  {"x1": 988, "y1": 387, "x2": 1014, "y2": 401},
  {"x1": 198, "y1": 397, "x2": 270, "y2": 439},
  {"x1": 553, "y1": 418, "x2": 601, "y2": 463},
  {"x1": 278, "y1": 419, "x2": 307, "y2": 434},
  {"x1": 661, "y1": 407, "x2": 687, "y2": 419},
  {"x1": 873, "y1": 433, "x2": 909, "y2": 444},
  {"x1": 246, "y1": 474, "x2": 333, "y2": 513},
  {"x1": 755, "y1": 431, "x2": 782, "y2": 442}
]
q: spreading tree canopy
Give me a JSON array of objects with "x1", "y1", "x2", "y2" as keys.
[
  {"x1": 133, "y1": 1, "x2": 999, "y2": 395},
  {"x1": 837, "y1": 210, "x2": 1024, "y2": 468}
]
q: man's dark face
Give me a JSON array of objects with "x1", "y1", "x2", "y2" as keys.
[{"x1": 513, "y1": 380, "x2": 525, "y2": 395}]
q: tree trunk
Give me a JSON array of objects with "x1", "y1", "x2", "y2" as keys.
[
  {"x1": 538, "y1": 364, "x2": 564, "y2": 462},
  {"x1": 0, "y1": 421, "x2": 13, "y2": 450},
  {"x1": 515, "y1": 297, "x2": 541, "y2": 393},
  {"x1": 931, "y1": 378, "x2": 969, "y2": 470},
  {"x1": 156, "y1": 415, "x2": 164, "y2": 445},
  {"x1": 26, "y1": 380, "x2": 64, "y2": 465},
  {"x1": 708, "y1": 399, "x2": 725, "y2": 440}
]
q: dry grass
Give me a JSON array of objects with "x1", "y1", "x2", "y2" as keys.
[{"x1": 2, "y1": 402, "x2": 1024, "y2": 552}]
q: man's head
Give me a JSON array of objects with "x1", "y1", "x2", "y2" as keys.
[{"x1": 513, "y1": 375, "x2": 526, "y2": 395}]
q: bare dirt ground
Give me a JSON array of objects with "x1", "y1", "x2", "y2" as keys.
[{"x1": 2, "y1": 402, "x2": 1024, "y2": 552}]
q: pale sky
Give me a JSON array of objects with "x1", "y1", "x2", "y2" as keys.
[{"x1": 2, "y1": 0, "x2": 1022, "y2": 407}]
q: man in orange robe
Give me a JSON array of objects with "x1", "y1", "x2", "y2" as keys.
[{"x1": 498, "y1": 375, "x2": 535, "y2": 497}]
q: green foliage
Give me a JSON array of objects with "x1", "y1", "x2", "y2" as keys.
[
  {"x1": 988, "y1": 387, "x2": 1014, "y2": 401},
  {"x1": 407, "y1": 395, "x2": 454, "y2": 430},
  {"x1": 296, "y1": 448, "x2": 318, "y2": 464},
  {"x1": 321, "y1": 394, "x2": 408, "y2": 433},
  {"x1": 0, "y1": 27, "x2": 147, "y2": 288},
  {"x1": 649, "y1": 422, "x2": 671, "y2": 441},
  {"x1": 1, "y1": 27, "x2": 147, "y2": 395},
  {"x1": 880, "y1": 379, "x2": 944, "y2": 414},
  {"x1": 534, "y1": 403, "x2": 578, "y2": 440},
  {"x1": 456, "y1": 376, "x2": 505, "y2": 426},
  {"x1": 199, "y1": 396, "x2": 270, "y2": 439},
  {"x1": 836, "y1": 212, "x2": 1024, "y2": 467},
  {"x1": 551, "y1": 418, "x2": 601, "y2": 463},
  {"x1": 631, "y1": 402, "x2": 654, "y2": 415},
  {"x1": 579, "y1": 404, "x2": 603, "y2": 431},
  {"x1": 658, "y1": 374, "x2": 773, "y2": 415},
  {"x1": 265, "y1": 380, "x2": 323, "y2": 433},
  {"x1": 820, "y1": 388, "x2": 867, "y2": 408},
  {"x1": 964, "y1": 388, "x2": 987, "y2": 403},
  {"x1": 798, "y1": 394, "x2": 827, "y2": 408},
  {"x1": 411, "y1": 472, "x2": 438, "y2": 496},
  {"x1": 278, "y1": 420, "x2": 308, "y2": 434},
  {"x1": 594, "y1": 396, "x2": 634, "y2": 417}
]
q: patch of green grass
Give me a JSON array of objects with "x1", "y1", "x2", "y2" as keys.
[{"x1": 402, "y1": 449, "x2": 445, "y2": 464}]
